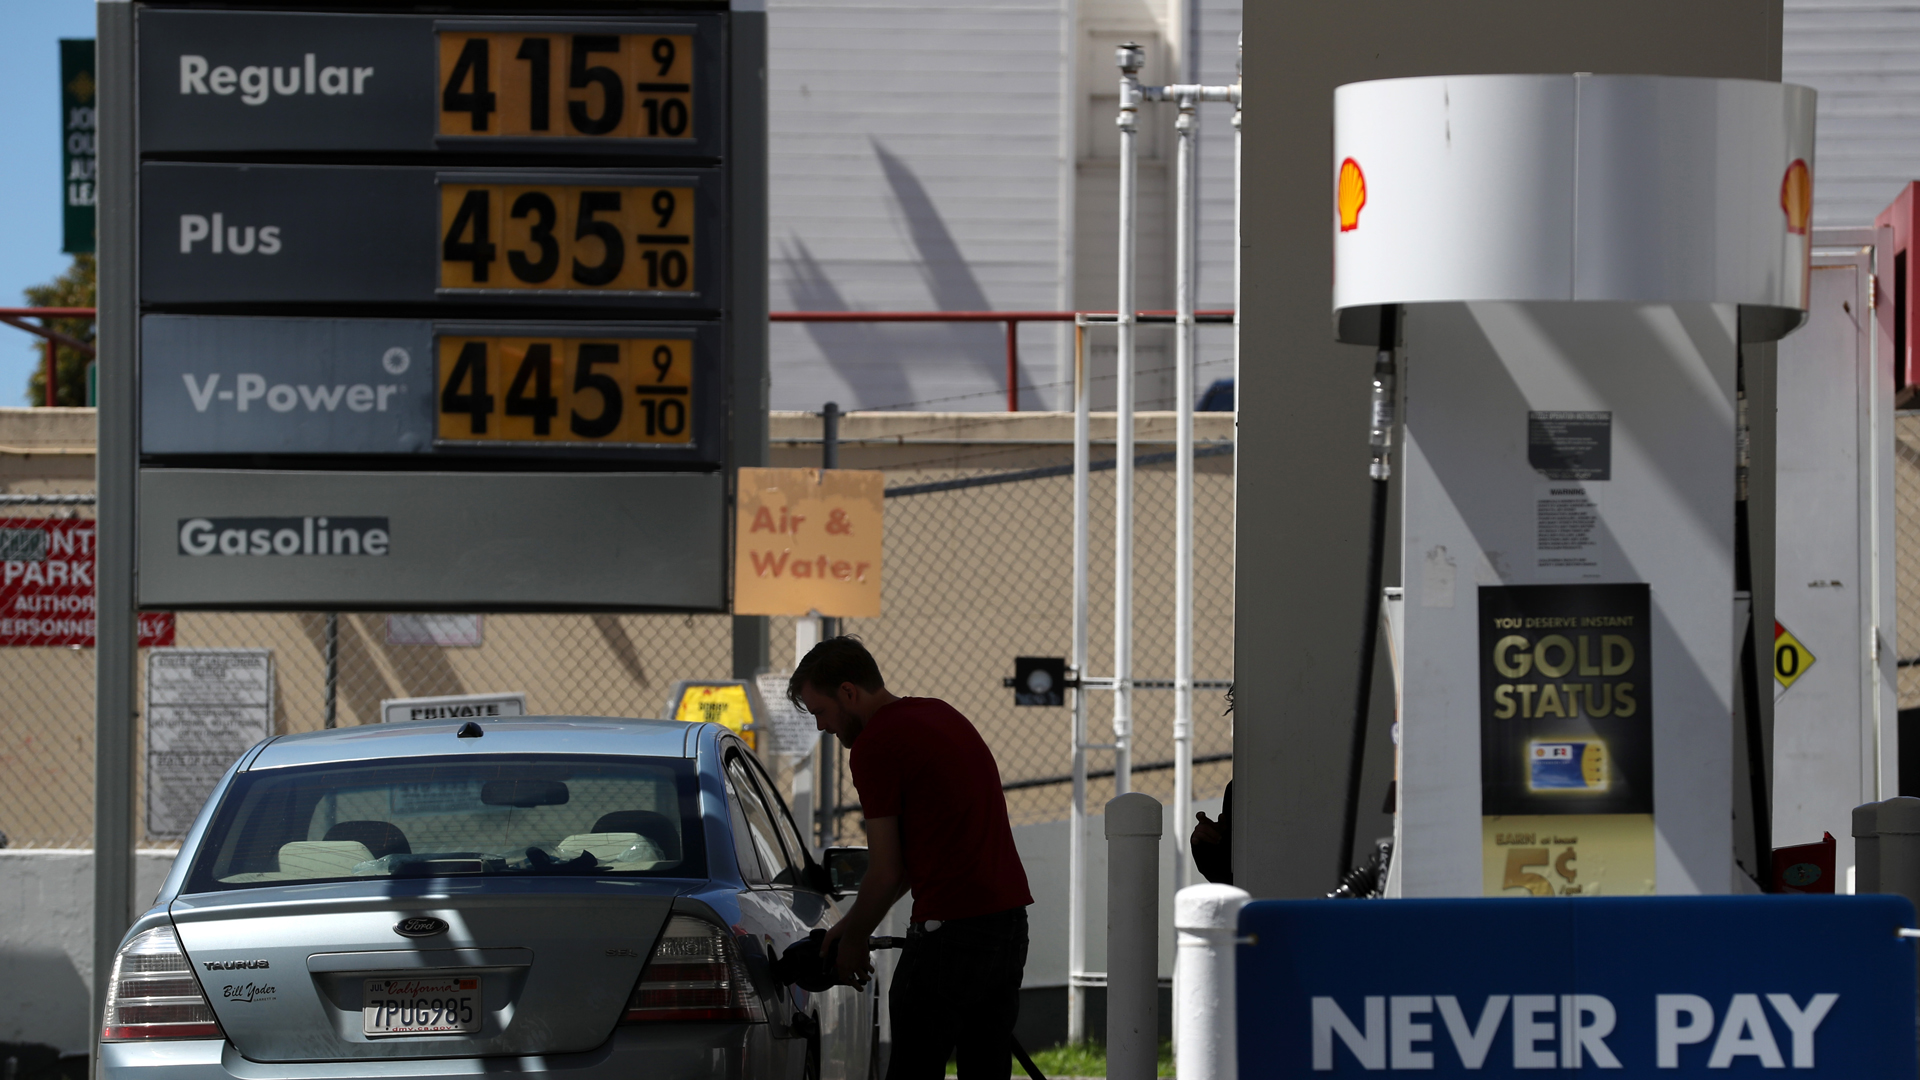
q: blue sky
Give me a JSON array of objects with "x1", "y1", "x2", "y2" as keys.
[{"x1": 0, "y1": 1, "x2": 97, "y2": 406}]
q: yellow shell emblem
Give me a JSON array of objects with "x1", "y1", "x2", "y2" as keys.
[
  {"x1": 1781, "y1": 159, "x2": 1812, "y2": 236},
  {"x1": 1337, "y1": 158, "x2": 1367, "y2": 232}
]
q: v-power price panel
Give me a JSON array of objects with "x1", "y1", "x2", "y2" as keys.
[
  {"x1": 141, "y1": 316, "x2": 723, "y2": 464},
  {"x1": 436, "y1": 331, "x2": 712, "y2": 450},
  {"x1": 140, "y1": 164, "x2": 723, "y2": 308},
  {"x1": 138, "y1": 9, "x2": 725, "y2": 156}
]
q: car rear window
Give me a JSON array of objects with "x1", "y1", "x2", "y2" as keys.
[{"x1": 184, "y1": 754, "x2": 706, "y2": 891}]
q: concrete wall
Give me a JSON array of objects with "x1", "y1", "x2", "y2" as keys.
[
  {"x1": 1013, "y1": 794, "x2": 1220, "y2": 988},
  {"x1": 0, "y1": 851, "x2": 178, "y2": 1054}
]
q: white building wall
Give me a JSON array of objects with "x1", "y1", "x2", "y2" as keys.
[
  {"x1": 1785, "y1": 0, "x2": 1920, "y2": 227},
  {"x1": 767, "y1": 0, "x2": 1073, "y2": 412},
  {"x1": 766, "y1": 0, "x2": 1241, "y2": 413},
  {"x1": 1193, "y1": 0, "x2": 1242, "y2": 405}
]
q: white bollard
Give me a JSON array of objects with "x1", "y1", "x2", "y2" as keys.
[
  {"x1": 1176, "y1": 884, "x2": 1249, "y2": 1080},
  {"x1": 1107, "y1": 793, "x2": 1163, "y2": 1080}
]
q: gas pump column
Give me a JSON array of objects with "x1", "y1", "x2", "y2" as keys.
[{"x1": 1333, "y1": 75, "x2": 1815, "y2": 897}]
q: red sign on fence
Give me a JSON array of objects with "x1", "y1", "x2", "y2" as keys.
[{"x1": 0, "y1": 518, "x2": 174, "y2": 646}]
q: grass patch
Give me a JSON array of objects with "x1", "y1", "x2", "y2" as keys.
[{"x1": 992, "y1": 1039, "x2": 1174, "y2": 1079}]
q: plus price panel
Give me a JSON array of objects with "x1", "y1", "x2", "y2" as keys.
[{"x1": 128, "y1": 6, "x2": 758, "y2": 611}]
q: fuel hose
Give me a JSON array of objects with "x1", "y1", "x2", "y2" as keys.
[{"x1": 1338, "y1": 305, "x2": 1397, "y2": 883}]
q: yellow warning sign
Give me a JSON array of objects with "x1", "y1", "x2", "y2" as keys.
[
  {"x1": 671, "y1": 682, "x2": 758, "y2": 751},
  {"x1": 1774, "y1": 621, "x2": 1816, "y2": 692}
]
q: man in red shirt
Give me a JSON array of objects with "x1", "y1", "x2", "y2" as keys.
[{"x1": 796, "y1": 637, "x2": 1033, "y2": 1080}]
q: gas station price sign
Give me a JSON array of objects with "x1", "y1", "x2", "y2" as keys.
[
  {"x1": 439, "y1": 181, "x2": 696, "y2": 293},
  {"x1": 437, "y1": 334, "x2": 695, "y2": 447},
  {"x1": 124, "y1": 1, "x2": 759, "y2": 613},
  {"x1": 438, "y1": 30, "x2": 695, "y2": 141}
]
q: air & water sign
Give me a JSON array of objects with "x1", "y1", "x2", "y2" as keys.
[{"x1": 1238, "y1": 896, "x2": 1917, "y2": 1076}]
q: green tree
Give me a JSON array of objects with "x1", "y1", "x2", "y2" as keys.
[{"x1": 23, "y1": 253, "x2": 96, "y2": 407}]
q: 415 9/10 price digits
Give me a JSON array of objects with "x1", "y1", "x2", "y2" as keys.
[
  {"x1": 438, "y1": 335, "x2": 693, "y2": 447},
  {"x1": 439, "y1": 31, "x2": 694, "y2": 140}
]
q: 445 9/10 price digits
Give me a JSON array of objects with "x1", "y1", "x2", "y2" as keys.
[{"x1": 438, "y1": 336, "x2": 693, "y2": 447}]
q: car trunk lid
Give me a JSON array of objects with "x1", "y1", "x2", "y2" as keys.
[{"x1": 170, "y1": 880, "x2": 677, "y2": 1062}]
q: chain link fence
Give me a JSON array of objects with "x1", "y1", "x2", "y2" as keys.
[
  {"x1": 1894, "y1": 414, "x2": 1920, "y2": 709},
  {"x1": 0, "y1": 433, "x2": 1235, "y2": 851}
]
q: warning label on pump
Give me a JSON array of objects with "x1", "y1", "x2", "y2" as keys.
[
  {"x1": 1535, "y1": 483, "x2": 1603, "y2": 578},
  {"x1": 1528, "y1": 410, "x2": 1611, "y2": 480},
  {"x1": 1774, "y1": 620, "x2": 1816, "y2": 696}
]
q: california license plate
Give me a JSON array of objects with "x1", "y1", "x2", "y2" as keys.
[{"x1": 362, "y1": 977, "x2": 482, "y2": 1035}]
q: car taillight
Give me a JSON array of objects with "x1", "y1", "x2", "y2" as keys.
[
  {"x1": 101, "y1": 926, "x2": 225, "y2": 1042},
  {"x1": 622, "y1": 915, "x2": 763, "y2": 1023}
]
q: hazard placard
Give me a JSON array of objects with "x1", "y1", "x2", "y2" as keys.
[{"x1": 1774, "y1": 620, "x2": 1816, "y2": 693}]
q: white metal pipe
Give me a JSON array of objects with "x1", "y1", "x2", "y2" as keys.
[
  {"x1": 1175, "y1": 884, "x2": 1250, "y2": 1080},
  {"x1": 1172, "y1": 89, "x2": 1197, "y2": 895},
  {"x1": 1068, "y1": 319, "x2": 1091, "y2": 1045},
  {"x1": 1053, "y1": 0, "x2": 1079, "y2": 409},
  {"x1": 1114, "y1": 43, "x2": 1143, "y2": 795},
  {"x1": 1106, "y1": 793, "x2": 1163, "y2": 1080}
]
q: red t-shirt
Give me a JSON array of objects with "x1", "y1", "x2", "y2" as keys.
[{"x1": 849, "y1": 696, "x2": 1033, "y2": 922}]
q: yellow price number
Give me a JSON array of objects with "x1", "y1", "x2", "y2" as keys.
[
  {"x1": 1501, "y1": 846, "x2": 1582, "y2": 897},
  {"x1": 438, "y1": 32, "x2": 694, "y2": 140},
  {"x1": 440, "y1": 183, "x2": 695, "y2": 293},
  {"x1": 437, "y1": 335, "x2": 693, "y2": 446}
]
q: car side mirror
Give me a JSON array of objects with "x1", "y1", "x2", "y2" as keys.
[{"x1": 822, "y1": 846, "x2": 869, "y2": 898}]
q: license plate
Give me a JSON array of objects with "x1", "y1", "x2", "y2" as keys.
[{"x1": 362, "y1": 977, "x2": 482, "y2": 1035}]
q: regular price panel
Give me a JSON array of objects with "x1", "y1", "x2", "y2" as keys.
[{"x1": 138, "y1": 10, "x2": 726, "y2": 157}]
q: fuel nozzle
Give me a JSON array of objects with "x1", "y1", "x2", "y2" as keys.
[{"x1": 1369, "y1": 306, "x2": 1397, "y2": 481}]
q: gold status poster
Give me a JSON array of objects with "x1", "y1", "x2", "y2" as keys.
[{"x1": 1479, "y1": 584, "x2": 1655, "y2": 896}]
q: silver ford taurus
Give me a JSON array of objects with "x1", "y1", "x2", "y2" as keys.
[{"x1": 100, "y1": 717, "x2": 875, "y2": 1080}]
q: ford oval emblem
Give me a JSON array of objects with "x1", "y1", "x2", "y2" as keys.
[{"x1": 395, "y1": 916, "x2": 449, "y2": 938}]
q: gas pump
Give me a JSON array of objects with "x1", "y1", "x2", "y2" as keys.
[{"x1": 1332, "y1": 74, "x2": 1816, "y2": 896}]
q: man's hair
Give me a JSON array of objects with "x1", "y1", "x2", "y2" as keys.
[{"x1": 788, "y1": 635, "x2": 885, "y2": 709}]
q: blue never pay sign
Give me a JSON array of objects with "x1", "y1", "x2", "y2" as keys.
[{"x1": 1239, "y1": 896, "x2": 1916, "y2": 1075}]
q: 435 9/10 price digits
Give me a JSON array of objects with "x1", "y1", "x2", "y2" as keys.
[
  {"x1": 440, "y1": 182, "x2": 695, "y2": 293},
  {"x1": 438, "y1": 336, "x2": 693, "y2": 447}
]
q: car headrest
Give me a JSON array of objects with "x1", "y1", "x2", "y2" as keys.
[
  {"x1": 324, "y1": 820, "x2": 412, "y2": 859},
  {"x1": 590, "y1": 810, "x2": 681, "y2": 860}
]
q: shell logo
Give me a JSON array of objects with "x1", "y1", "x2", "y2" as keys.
[
  {"x1": 1337, "y1": 158, "x2": 1367, "y2": 232},
  {"x1": 1781, "y1": 158, "x2": 1811, "y2": 236}
]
